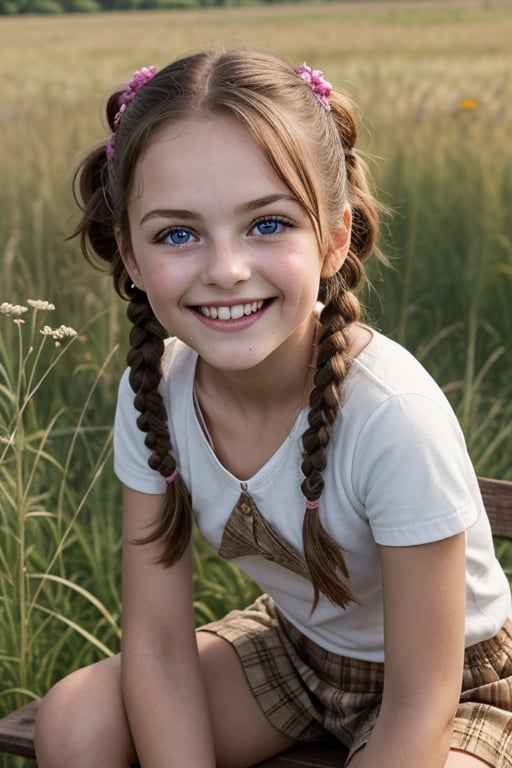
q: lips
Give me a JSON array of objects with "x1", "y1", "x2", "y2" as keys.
[{"x1": 197, "y1": 300, "x2": 265, "y2": 320}]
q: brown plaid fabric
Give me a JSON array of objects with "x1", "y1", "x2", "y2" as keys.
[{"x1": 199, "y1": 594, "x2": 512, "y2": 766}]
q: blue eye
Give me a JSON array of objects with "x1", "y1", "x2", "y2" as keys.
[
  {"x1": 257, "y1": 219, "x2": 279, "y2": 235},
  {"x1": 155, "y1": 227, "x2": 197, "y2": 247},
  {"x1": 252, "y1": 217, "x2": 291, "y2": 236},
  {"x1": 168, "y1": 228, "x2": 192, "y2": 245}
]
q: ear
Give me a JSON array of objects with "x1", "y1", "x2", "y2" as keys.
[
  {"x1": 115, "y1": 226, "x2": 145, "y2": 290},
  {"x1": 321, "y1": 207, "x2": 352, "y2": 279}
]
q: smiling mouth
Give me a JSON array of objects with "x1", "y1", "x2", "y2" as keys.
[{"x1": 196, "y1": 300, "x2": 267, "y2": 320}]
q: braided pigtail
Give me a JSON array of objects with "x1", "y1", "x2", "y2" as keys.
[
  {"x1": 301, "y1": 284, "x2": 361, "y2": 611},
  {"x1": 126, "y1": 290, "x2": 193, "y2": 565},
  {"x1": 71, "y1": 68, "x2": 199, "y2": 567},
  {"x1": 300, "y1": 90, "x2": 380, "y2": 611}
]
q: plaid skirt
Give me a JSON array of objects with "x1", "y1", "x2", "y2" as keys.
[{"x1": 198, "y1": 594, "x2": 512, "y2": 766}]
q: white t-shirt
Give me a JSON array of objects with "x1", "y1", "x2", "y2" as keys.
[{"x1": 114, "y1": 331, "x2": 511, "y2": 662}]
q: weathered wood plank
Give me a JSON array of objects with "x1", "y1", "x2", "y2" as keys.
[
  {"x1": 478, "y1": 476, "x2": 512, "y2": 540},
  {"x1": 0, "y1": 701, "x2": 37, "y2": 759}
]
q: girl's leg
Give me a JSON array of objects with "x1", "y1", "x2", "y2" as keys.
[
  {"x1": 196, "y1": 631, "x2": 296, "y2": 767},
  {"x1": 35, "y1": 655, "x2": 136, "y2": 768},
  {"x1": 445, "y1": 752, "x2": 491, "y2": 767},
  {"x1": 348, "y1": 748, "x2": 490, "y2": 768},
  {"x1": 35, "y1": 632, "x2": 295, "y2": 768}
]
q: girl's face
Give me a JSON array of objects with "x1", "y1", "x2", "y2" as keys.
[{"x1": 120, "y1": 115, "x2": 349, "y2": 374}]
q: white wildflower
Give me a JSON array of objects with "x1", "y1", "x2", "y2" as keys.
[
  {"x1": 0, "y1": 302, "x2": 28, "y2": 317},
  {"x1": 55, "y1": 325, "x2": 78, "y2": 339},
  {"x1": 27, "y1": 299, "x2": 56, "y2": 311},
  {"x1": 40, "y1": 325, "x2": 78, "y2": 341}
]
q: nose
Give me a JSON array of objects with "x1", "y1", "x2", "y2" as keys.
[{"x1": 201, "y1": 240, "x2": 251, "y2": 289}]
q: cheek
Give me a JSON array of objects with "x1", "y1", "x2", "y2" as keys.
[
  {"x1": 143, "y1": 290, "x2": 177, "y2": 334},
  {"x1": 146, "y1": 280, "x2": 166, "y2": 303},
  {"x1": 283, "y1": 271, "x2": 321, "y2": 310},
  {"x1": 141, "y1": 263, "x2": 189, "y2": 315}
]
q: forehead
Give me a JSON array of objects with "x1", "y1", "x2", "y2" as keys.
[{"x1": 131, "y1": 115, "x2": 292, "y2": 202}]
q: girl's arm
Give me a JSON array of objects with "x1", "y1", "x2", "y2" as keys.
[
  {"x1": 353, "y1": 531, "x2": 466, "y2": 768},
  {"x1": 120, "y1": 485, "x2": 216, "y2": 768}
]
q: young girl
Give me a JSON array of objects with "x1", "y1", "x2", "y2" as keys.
[{"x1": 35, "y1": 50, "x2": 512, "y2": 768}]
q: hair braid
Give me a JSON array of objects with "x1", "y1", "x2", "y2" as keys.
[
  {"x1": 126, "y1": 290, "x2": 193, "y2": 565},
  {"x1": 297, "y1": 90, "x2": 382, "y2": 611},
  {"x1": 301, "y1": 279, "x2": 362, "y2": 611}
]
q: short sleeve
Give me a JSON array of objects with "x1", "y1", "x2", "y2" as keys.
[
  {"x1": 352, "y1": 393, "x2": 479, "y2": 546},
  {"x1": 113, "y1": 368, "x2": 167, "y2": 495}
]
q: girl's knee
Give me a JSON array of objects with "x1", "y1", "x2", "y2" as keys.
[
  {"x1": 35, "y1": 671, "x2": 88, "y2": 765},
  {"x1": 35, "y1": 657, "x2": 133, "y2": 767}
]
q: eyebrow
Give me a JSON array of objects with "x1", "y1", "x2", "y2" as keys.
[
  {"x1": 236, "y1": 194, "x2": 297, "y2": 214},
  {"x1": 139, "y1": 194, "x2": 298, "y2": 225}
]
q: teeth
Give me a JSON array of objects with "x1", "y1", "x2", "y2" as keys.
[
  {"x1": 199, "y1": 301, "x2": 264, "y2": 320},
  {"x1": 230, "y1": 305, "x2": 244, "y2": 320}
]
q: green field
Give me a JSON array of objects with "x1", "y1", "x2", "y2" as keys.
[{"x1": 1, "y1": 2, "x2": 511, "y2": 752}]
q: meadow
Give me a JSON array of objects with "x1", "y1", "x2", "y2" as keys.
[{"x1": 1, "y1": 2, "x2": 511, "y2": 761}]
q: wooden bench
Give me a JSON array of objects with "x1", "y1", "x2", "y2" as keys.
[{"x1": 1, "y1": 476, "x2": 511, "y2": 766}]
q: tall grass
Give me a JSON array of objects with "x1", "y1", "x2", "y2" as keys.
[
  {"x1": 0, "y1": 2, "x2": 511, "y2": 741},
  {"x1": 361, "y1": 65, "x2": 512, "y2": 479},
  {"x1": 0, "y1": 305, "x2": 120, "y2": 707}
]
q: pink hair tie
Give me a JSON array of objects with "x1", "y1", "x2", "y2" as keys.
[
  {"x1": 165, "y1": 471, "x2": 177, "y2": 484},
  {"x1": 305, "y1": 499, "x2": 320, "y2": 511},
  {"x1": 296, "y1": 63, "x2": 332, "y2": 112},
  {"x1": 107, "y1": 66, "x2": 158, "y2": 159}
]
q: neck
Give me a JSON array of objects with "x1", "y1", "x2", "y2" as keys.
[
  {"x1": 192, "y1": 314, "x2": 320, "y2": 479},
  {"x1": 195, "y1": 314, "x2": 319, "y2": 413}
]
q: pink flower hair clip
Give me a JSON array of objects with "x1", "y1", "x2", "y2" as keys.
[
  {"x1": 296, "y1": 63, "x2": 332, "y2": 112},
  {"x1": 107, "y1": 66, "x2": 159, "y2": 160}
]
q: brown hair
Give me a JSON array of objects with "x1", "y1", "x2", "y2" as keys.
[{"x1": 73, "y1": 49, "x2": 380, "y2": 610}]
